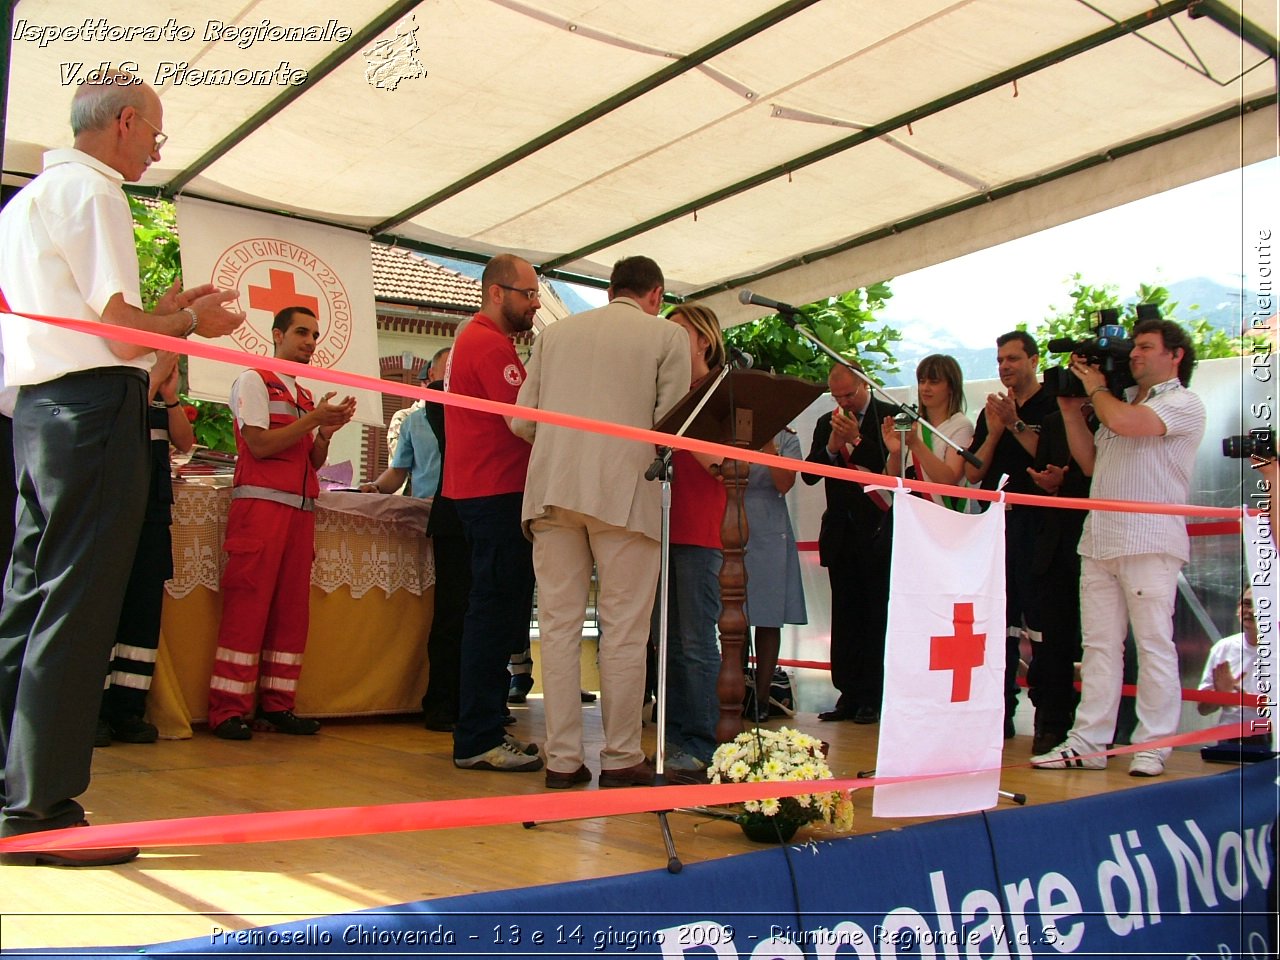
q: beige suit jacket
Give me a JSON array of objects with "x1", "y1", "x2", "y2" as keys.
[{"x1": 512, "y1": 297, "x2": 690, "y2": 541}]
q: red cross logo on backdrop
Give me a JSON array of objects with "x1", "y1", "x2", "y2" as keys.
[
  {"x1": 248, "y1": 268, "x2": 320, "y2": 320},
  {"x1": 930, "y1": 602, "x2": 986, "y2": 702}
]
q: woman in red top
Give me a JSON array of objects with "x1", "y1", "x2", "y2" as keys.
[{"x1": 653, "y1": 305, "x2": 726, "y2": 779}]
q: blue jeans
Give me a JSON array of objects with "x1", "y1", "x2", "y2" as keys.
[
  {"x1": 452, "y1": 493, "x2": 534, "y2": 759},
  {"x1": 653, "y1": 545, "x2": 721, "y2": 764}
]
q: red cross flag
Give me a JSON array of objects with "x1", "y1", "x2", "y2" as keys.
[
  {"x1": 872, "y1": 491, "x2": 1006, "y2": 817},
  {"x1": 176, "y1": 197, "x2": 383, "y2": 429}
]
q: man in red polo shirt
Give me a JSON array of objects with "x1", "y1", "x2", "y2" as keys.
[{"x1": 444, "y1": 254, "x2": 543, "y2": 772}]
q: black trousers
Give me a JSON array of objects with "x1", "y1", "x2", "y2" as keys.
[
  {"x1": 827, "y1": 547, "x2": 891, "y2": 712},
  {"x1": 101, "y1": 519, "x2": 173, "y2": 721},
  {"x1": 0, "y1": 370, "x2": 147, "y2": 835},
  {"x1": 452, "y1": 493, "x2": 533, "y2": 759},
  {"x1": 421, "y1": 530, "x2": 470, "y2": 724}
]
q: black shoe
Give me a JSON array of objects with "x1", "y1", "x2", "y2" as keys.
[
  {"x1": 94, "y1": 719, "x2": 112, "y2": 747},
  {"x1": 818, "y1": 709, "x2": 849, "y2": 722},
  {"x1": 213, "y1": 717, "x2": 253, "y2": 740},
  {"x1": 744, "y1": 699, "x2": 771, "y2": 723},
  {"x1": 109, "y1": 715, "x2": 158, "y2": 744},
  {"x1": 0, "y1": 822, "x2": 138, "y2": 867},
  {"x1": 580, "y1": 689, "x2": 598, "y2": 703},
  {"x1": 502, "y1": 712, "x2": 517, "y2": 726},
  {"x1": 852, "y1": 706, "x2": 880, "y2": 724},
  {"x1": 1004, "y1": 717, "x2": 1016, "y2": 740},
  {"x1": 423, "y1": 716, "x2": 456, "y2": 732},
  {"x1": 256, "y1": 709, "x2": 320, "y2": 735},
  {"x1": 508, "y1": 674, "x2": 534, "y2": 704}
]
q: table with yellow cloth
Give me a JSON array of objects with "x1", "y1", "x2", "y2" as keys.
[{"x1": 150, "y1": 483, "x2": 435, "y2": 739}]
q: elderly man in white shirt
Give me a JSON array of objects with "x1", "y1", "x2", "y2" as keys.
[
  {"x1": 0, "y1": 72, "x2": 243, "y2": 866},
  {"x1": 1032, "y1": 317, "x2": 1206, "y2": 778}
]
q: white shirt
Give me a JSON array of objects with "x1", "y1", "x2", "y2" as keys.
[
  {"x1": 1078, "y1": 378, "x2": 1206, "y2": 562},
  {"x1": 0, "y1": 149, "x2": 148, "y2": 386},
  {"x1": 1198, "y1": 632, "x2": 1262, "y2": 731},
  {"x1": 230, "y1": 369, "x2": 304, "y2": 429},
  {"x1": 906, "y1": 411, "x2": 975, "y2": 509}
]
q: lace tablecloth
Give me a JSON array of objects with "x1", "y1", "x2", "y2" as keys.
[{"x1": 168, "y1": 483, "x2": 435, "y2": 599}]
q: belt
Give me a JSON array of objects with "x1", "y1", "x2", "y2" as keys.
[
  {"x1": 56, "y1": 366, "x2": 149, "y2": 385},
  {"x1": 232, "y1": 485, "x2": 316, "y2": 512}
]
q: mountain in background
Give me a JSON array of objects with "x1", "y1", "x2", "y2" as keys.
[{"x1": 881, "y1": 276, "x2": 1254, "y2": 386}]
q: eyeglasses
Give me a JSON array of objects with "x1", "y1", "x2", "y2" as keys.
[
  {"x1": 495, "y1": 283, "x2": 540, "y2": 300},
  {"x1": 133, "y1": 112, "x2": 168, "y2": 151}
]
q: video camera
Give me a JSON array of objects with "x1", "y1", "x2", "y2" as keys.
[
  {"x1": 1043, "y1": 305, "x2": 1150, "y2": 399},
  {"x1": 1222, "y1": 427, "x2": 1275, "y2": 460}
]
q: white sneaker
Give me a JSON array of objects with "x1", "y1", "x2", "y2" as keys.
[
  {"x1": 1030, "y1": 741, "x2": 1106, "y2": 770},
  {"x1": 454, "y1": 741, "x2": 544, "y2": 772},
  {"x1": 504, "y1": 733, "x2": 540, "y2": 757},
  {"x1": 1128, "y1": 750, "x2": 1165, "y2": 778}
]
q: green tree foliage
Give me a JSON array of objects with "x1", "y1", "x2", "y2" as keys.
[
  {"x1": 1020, "y1": 273, "x2": 1251, "y2": 370},
  {"x1": 128, "y1": 196, "x2": 181, "y2": 310},
  {"x1": 129, "y1": 196, "x2": 237, "y2": 452},
  {"x1": 723, "y1": 282, "x2": 900, "y2": 383}
]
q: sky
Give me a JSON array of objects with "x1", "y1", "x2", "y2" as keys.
[
  {"x1": 560, "y1": 158, "x2": 1277, "y2": 348},
  {"x1": 876, "y1": 157, "x2": 1278, "y2": 348}
]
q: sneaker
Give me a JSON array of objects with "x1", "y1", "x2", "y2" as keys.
[
  {"x1": 504, "y1": 733, "x2": 540, "y2": 757},
  {"x1": 664, "y1": 750, "x2": 707, "y2": 773},
  {"x1": 1128, "y1": 750, "x2": 1165, "y2": 778},
  {"x1": 454, "y1": 741, "x2": 543, "y2": 772},
  {"x1": 1030, "y1": 741, "x2": 1106, "y2": 770},
  {"x1": 94, "y1": 719, "x2": 112, "y2": 748},
  {"x1": 255, "y1": 709, "x2": 320, "y2": 736},
  {"x1": 213, "y1": 716, "x2": 253, "y2": 740},
  {"x1": 109, "y1": 715, "x2": 158, "y2": 744}
]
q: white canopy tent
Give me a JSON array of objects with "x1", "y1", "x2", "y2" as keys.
[{"x1": 2, "y1": 0, "x2": 1276, "y2": 323}]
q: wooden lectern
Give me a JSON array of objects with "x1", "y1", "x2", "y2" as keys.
[{"x1": 653, "y1": 367, "x2": 823, "y2": 743}]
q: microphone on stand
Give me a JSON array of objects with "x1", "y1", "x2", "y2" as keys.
[
  {"x1": 737, "y1": 289, "x2": 800, "y2": 315},
  {"x1": 728, "y1": 346, "x2": 754, "y2": 369}
]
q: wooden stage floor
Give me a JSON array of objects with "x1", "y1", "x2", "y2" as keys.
[{"x1": 0, "y1": 698, "x2": 1222, "y2": 952}]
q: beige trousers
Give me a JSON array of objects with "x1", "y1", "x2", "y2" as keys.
[{"x1": 530, "y1": 506, "x2": 659, "y2": 773}]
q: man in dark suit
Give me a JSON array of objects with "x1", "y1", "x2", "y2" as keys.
[{"x1": 803, "y1": 359, "x2": 895, "y2": 724}]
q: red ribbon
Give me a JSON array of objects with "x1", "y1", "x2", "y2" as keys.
[
  {"x1": 0, "y1": 722, "x2": 1252, "y2": 854},
  {"x1": 0, "y1": 301, "x2": 1244, "y2": 521}
]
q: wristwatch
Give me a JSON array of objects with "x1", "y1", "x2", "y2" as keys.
[{"x1": 1012, "y1": 419, "x2": 1027, "y2": 434}]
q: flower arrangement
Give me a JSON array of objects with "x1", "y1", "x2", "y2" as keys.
[{"x1": 709, "y1": 726, "x2": 854, "y2": 839}]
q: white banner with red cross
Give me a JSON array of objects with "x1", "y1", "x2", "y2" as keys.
[
  {"x1": 176, "y1": 197, "x2": 383, "y2": 427},
  {"x1": 873, "y1": 492, "x2": 1007, "y2": 817}
]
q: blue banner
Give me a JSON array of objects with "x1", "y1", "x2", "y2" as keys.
[{"x1": 83, "y1": 761, "x2": 1275, "y2": 958}]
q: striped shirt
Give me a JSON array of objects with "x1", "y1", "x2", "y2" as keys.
[{"x1": 1078, "y1": 378, "x2": 1206, "y2": 562}]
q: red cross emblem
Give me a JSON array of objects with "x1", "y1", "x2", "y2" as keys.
[
  {"x1": 930, "y1": 602, "x2": 986, "y2": 702},
  {"x1": 248, "y1": 268, "x2": 320, "y2": 321}
]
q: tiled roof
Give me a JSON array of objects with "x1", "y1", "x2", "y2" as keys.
[{"x1": 370, "y1": 244, "x2": 480, "y2": 311}]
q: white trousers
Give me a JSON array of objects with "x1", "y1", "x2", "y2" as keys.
[{"x1": 1071, "y1": 552, "x2": 1183, "y2": 758}]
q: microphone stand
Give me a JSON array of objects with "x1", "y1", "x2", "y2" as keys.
[
  {"x1": 775, "y1": 311, "x2": 983, "y2": 473},
  {"x1": 643, "y1": 362, "x2": 734, "y2": 874}
]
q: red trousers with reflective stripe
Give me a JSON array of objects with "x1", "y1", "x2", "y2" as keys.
[{"x1": 208, "y1": 498, "x2": 315, "y2": 728}]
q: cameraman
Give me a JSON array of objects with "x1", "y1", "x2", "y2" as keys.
[{"x1": 1032, "y1": 318, "x2": 1205, "y2": 777}]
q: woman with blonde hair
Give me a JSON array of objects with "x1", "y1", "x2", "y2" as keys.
[
  {"x1": 882, "y1": 353, "x2": 974, "y2": 511},
  {"x1": 651, "y1": 303, "x2": 725, "y2": 781}
]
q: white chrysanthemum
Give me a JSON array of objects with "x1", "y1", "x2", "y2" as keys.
[
  {"x1": 728, "y1": 760, "x2": 750, "y2": 781},
  {"x1": 760, "y1": 798, "x2": 781, "y2": 817}
]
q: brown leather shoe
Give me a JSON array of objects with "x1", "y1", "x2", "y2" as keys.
[
  {"x1": 1, "y1": 822, "x2": 138, "y2": 867},
  {"x1": 599, "y1": 759, "x2": 655, "y2": 788},
  {"x1": 545, "y1": 764, "x2": 591, "y2": 789}
]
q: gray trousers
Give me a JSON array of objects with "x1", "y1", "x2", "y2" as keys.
[{"x1": 0, "y1": 369, "x2": 148, "y2": 836}]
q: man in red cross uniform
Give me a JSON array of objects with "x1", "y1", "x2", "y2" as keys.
[{"x1": 208, "y1": 306, "x2": 355, "y2": 741}]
